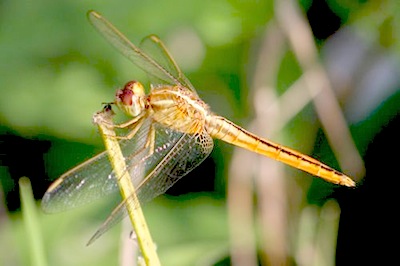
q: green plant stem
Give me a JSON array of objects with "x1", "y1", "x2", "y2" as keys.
[{"x1": 93, "y1": 108, "x2": 161, "y2": 266}]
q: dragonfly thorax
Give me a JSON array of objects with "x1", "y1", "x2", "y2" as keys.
[
  {"x1": 115, "y1": 81, "x2": 146, "y2": 117},
  {"x1": 149, "y1": 85, "x2": 211, "y2": 134}
]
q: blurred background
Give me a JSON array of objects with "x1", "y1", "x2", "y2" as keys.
[{"x1": 1, "y1": 0, "x2": 399, "y2": 265}]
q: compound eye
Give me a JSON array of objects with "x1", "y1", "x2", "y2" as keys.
[
  {"x1": 116, "y1": 87, "x2": 134, "y2": 106},
  {"x1": 124, "y1": 80, "x2": 145, "y2": 97},
  {"x1": 114, "y1": 80, "x2": 146, "y2": 117},
  {"x1": 124, "y1": 80, "x2": 138, "y2": 90}
]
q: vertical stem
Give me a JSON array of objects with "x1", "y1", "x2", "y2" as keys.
[
  {"x1": 93, "y1": 107, "x2": 161, "y2": 266},
  {"x1": 19, "y1": 177, "x2": 48, "y2": 266}
]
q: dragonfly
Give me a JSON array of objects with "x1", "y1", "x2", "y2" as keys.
[{"x1": 42, "y1": 10, "x2": 355, "y2": 244}]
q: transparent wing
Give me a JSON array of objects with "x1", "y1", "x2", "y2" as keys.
[
  {"x1": 41, "y1": 118, "x2": 183, "y2": 213},
  {"x1": 42, "y1": 116, "x2": 213, "y2": 214},
  {"x1": 87, "y1": 131, "x2": 214, "y2": 244},
  {"x1": 87, "y1": 11, "x2": 196, "y2": 93},
  {"x1": 139, "y1": 35, "x2": 197, "y2": 92},
  {"x1": 41, "y1": 150, "x2": 117, "y2": 213},
  {"x1": 41, "y1": 118, "x2": 151, "y2": 213}
]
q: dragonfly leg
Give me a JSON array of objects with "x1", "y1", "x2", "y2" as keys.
[
  {"x1": 112, "y1": 116, "x2": 147, "y2": 140},
  {"x1": 95, "y1": 111, "x2": 146, "y2": 139},
  {"x1": 113, "y1": 114, "x2": 145, "y2": 129},
  {"x1": 148, "y1": 125, "x2": 155, "y2": 155},
  {"x1": 123, "y1": 124, "x2": 156, "y2": 165}
]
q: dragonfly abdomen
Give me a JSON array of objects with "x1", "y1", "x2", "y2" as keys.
[{"x1": 206, "y1": 115, "x2": 355, "y2": 187}]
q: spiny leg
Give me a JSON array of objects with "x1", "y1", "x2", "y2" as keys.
[
  {"x1": 112, "y1": 116, "x2": 147, "y2": 141},
  {"x1": 96, "y1": 105, "x2": 146, "y2": 139},
  {"x1": 98, "y1": 102, "x2": 144, "y2": 129},
  {"x1": 123, "y1": 124, "x2": 156, "y2": 165},
  {"x1": 113, "y1": 114, "x2": 145, "y2": 129}
]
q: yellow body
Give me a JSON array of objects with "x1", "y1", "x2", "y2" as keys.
[{"x1": 142, "y1": 84, "x2": 355, "y2": 187}]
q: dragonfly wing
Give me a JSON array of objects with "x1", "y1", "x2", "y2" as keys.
[
  {"x1": 139, "y1": 35, "x2": 197, "y2": 93},
  {"x1": 41, "y1": 150, "x2": 118, "y2": 213},
  {"x1": 88, "y1": 130, "x2": 214, "y2": 243},
  {"x1": 136, "y1": 131, "x2": 214, "y2": 204},
  {"x1": 41, "y1": 117, "x2": 153, "y2": 213},
  {"x1": 88, "y1": 11, "x2": 192, "y2": 91}
]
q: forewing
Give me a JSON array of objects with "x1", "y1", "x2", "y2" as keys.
[
  {"x1": 140, "y1": 35, "x2": 197, "y2": 92},
  {"x1": 87, "y1": 11, "x2": 194, "y2": 91}
]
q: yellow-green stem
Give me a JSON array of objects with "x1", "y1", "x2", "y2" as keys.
[{"x1": 93, "y1": 108, "x2": 161, "y2": 266}]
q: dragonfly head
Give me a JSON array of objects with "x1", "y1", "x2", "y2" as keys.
[{"x1": 115, "y1": 81, "x2": 146, "y2": 117}]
